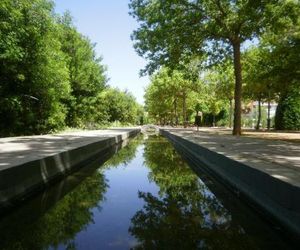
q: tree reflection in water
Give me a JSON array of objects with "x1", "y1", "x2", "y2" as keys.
[
  {"x1": 103, "y1": 135, "x2": 143, "y2": 169},
  {"x1": 0, "y1": 169, "x2": 108, "y2": 250},
  {"x1": 129, "y1": 136, "x2": 257, "y2": 249},
  {"x1": 0, "y1": 136, "x2": 143, "y2": 250},
  {"x1": 0, "y1": 135, "x2": 292, "y2": 249}
]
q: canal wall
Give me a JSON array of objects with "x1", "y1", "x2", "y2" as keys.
[
  {"x1": 160, "y1": 129, "x2": 300, "y2": 239},
  {"x1": 0, "y1": 128, "x2": 140, "y2": 211}
]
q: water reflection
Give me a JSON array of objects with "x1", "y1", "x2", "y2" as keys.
[
  {"x1": 103, "y1": 135, "x2": 143, "y2": 169},
  {"x1": 0, "y1": 135, "x2": 294, "y2": 249},
  {"x1": 129, "y1": 136, "x2": 265, "y2": 249},
  {"x1": 0, "y1": 136, "x2": 143, "y2": 250},
  {"x1": 143, "y1": 136, "x2": 231, "y2": 228},
  {"x1": 0, "y1": 168, "x2": 107, "y2": 249},
  {"x1": 0, "y1": 141, "x2": 130, "y2": 250}
]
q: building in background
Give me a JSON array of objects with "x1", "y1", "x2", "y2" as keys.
[{"x1": 242, "y1": 101, "x2": 277, "y2": 129}]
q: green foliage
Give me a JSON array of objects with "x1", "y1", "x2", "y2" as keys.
[
  {"x1": 144, "y1": 68, "x2": 198, "y2": 125},
  {"x1": 243, "y1": 14, "x2": 300, "y2": 130},
  {"x1": 243, "y1": 47, "x2": 272, "y2": 100},
  {"x1": 99, "y1": 88, "x2": 140, "y2": 124},
  {"x1": 130, "y1": 0, "x2": 298, "y2": 134},
  {"x1": 0, "y1": 3, "x2": 142, "y2": 136},
  {"x1": 261, "y1": 7, "x2": 300, "y2": 94},
  {"x1": 129, "y1": 0, "x2": 279, "y2": 72},
  {"x1": 144, "y1": 66, "x2": 233, "y2": 127},
  {"x1": 0, "y1": 0, "x2": 70, "y2": 136},
  {"x1": 275, "y1": 88, "x2": 300, "y2": 130},
  {"x1": 57, "y1": 12, "x2": 108, "y2": 128}
]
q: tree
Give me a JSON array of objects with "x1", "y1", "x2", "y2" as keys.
[
  {"x1": 144, "y1": 68, "x2": 198, "y2": 126},
  {"x1": 243, "y1": 47, "x2": 271, "y2": 130},
  {"x1": 261, "y1": 16, "x2": 300, "y2": 130},
  {"x1": 275, "y1": 87, "x2": 300, "y2": 130},
  {"x1": 130, "y1": 0, "x2": 298, "y2": 135},
  {"x1": 144, "y1": 70, "x2": 174, "y2": 125},
  {"x1": 0, "y1": 0, "x2": 70, "y2": 135},
  {"x1": 99, "y1": 87, "x2": 140, "y2": 124},
  {"x1": 195, "y1": 63, "x2": 234, "y2": 128},
  {"x1": 243, "y1": 12, "x2": 300, "y2": 130},
  {"x1": 0, "y1": 2, "x2": 143, "y2": 136},
  {"x1": 57, "y1": 12, "x2": 108, "y2": 128},
  {"x1": 214, "y1": 61, "x2": 235, "y2": 128}
]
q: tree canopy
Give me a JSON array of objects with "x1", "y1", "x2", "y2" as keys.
[
  {"x1": 130, "y1": 0, "x2": 299, "y2": 134},
  {"x1": 0, "y1": 0, "x2": 142, "y2": 136}
]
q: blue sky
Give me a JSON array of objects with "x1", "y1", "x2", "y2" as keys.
[{"x1": 54, "y1": 0, "x2": 148, "y2": 104}]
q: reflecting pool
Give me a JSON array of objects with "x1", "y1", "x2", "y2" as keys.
[{"x1": 0, "y1": 135, "x2": 295, "y2": 249}]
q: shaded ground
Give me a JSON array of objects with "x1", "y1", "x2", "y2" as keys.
[
  {"x1": 243, "y1": 130, "x2": 300, "y2": 143},
  {"x1": 0, "y1": 128, "x2": 137, "y2": 171},
  {"x1": 190, "y1": 127, "x2": 300, "y2": 143},
  {"x1": 162, "y1": 128, "x2": 300, "y2": 187}
]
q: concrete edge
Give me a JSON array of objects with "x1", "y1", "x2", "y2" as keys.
[
  {"x1": 0, "y1": 129, "x2": 140, "y2": 210},
  {"x1": 160, "y1": 129, "x2": 300, "y2": 239}
]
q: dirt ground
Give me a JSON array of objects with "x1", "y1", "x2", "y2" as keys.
[
  {"x1": 242, "y1": 130, "x2": 300, "y2": 143},
  {"x1": 193, "y1": 127, "x2": 300, "y2": 143}
]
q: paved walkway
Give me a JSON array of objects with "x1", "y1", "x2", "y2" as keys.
[
  {"x1": 0, "y1": 128, "x2": 137, "y2": 171},
  {"x1": 164, "y1": 128, "x2": 300, "y2": 188},
  {"x1": 194, "y1": 127, "x2": 300, "y2": 143}
]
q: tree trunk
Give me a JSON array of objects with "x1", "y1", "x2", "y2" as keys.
[
  {"x1": 174, "y1": 98, "x2": 178, "y2": 126},
  {"x1": 232, "y1": 40, "x2": 242, "y2": 135},
  {"x1": 170, "y1": 111, "x2": 174, "y2": 126},
  {"x1": 267, "y1": 90, "x2": 271, "y2": 130},
  {"x1": 256, "y1": 98, "x2": 261, "y2": 130},
  {"x1": 229, "y1": 99, "x2": 233, "y2": 128},
  {"x1": 182, "y1": 93, "x2": 187, "y2": 128}
]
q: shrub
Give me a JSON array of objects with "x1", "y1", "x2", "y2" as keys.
[{"x1": 275, "y1": 88, "x2": 300, "y2": 130}]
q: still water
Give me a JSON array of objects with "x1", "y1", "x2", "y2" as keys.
[{"x1": 0, "y1": 135, "x2": 295, "y2": 249}]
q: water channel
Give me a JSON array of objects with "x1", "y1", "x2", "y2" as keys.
[{"x1": 0, "y1": 135, "x2": 295, "y2": 249}]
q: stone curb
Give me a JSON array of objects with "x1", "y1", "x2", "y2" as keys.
[
  {"x1": 160, "y1": 129, "x2": 300, "y2": 239},
  {"x1": 0, "y1": 129, "x2": 140, "y2": 210}
]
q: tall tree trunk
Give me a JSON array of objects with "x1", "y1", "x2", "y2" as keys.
[
  {"x1": 256, "y1": 97, "x2": 262, "y2": 130},
  {"x1": 170, "y1": 110, "x2": 174, "y2": 126},
  {"x1": 182, "y1": 93, "x2": 187, "y2": 128},
  {"x1": 232, "y1": 40, "x2": 242, "y2": 135},
  {"x1": 229, "y1": 99, "x2": 233, "y2": 128},
  {"x1": 174, "y1": 98, "x2": 178, "y2": 126},
  {"x1": 267, "y1": 90, "x2": 271, "y2": 130}
]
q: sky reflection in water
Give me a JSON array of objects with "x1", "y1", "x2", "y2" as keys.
[{"x1": 0, "y1": 135, "x2": 294, "y2": 250}]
